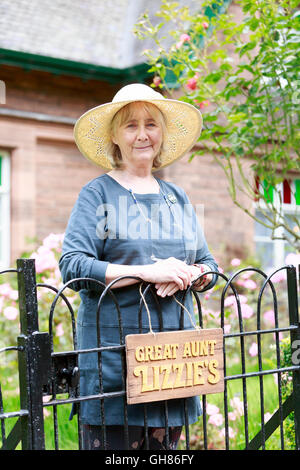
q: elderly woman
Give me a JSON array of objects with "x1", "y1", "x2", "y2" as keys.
[{"x1": 59, "y1": 83, "x2": 218, "y2": 450}]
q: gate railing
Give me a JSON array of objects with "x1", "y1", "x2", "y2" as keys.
[{"x1": 0, "y1": 258, "x2": 300, "y2": 450}]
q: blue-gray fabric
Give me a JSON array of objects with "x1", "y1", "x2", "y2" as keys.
[{"x1": 59, "y1": 174, "x2": 218, "y2": 426}]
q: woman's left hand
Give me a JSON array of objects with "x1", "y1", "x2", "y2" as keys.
[{"x1": 155, "y1": 264, "x2": 212, "y2": 297}]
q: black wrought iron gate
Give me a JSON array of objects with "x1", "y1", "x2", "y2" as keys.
[{"x1": 1, "y1": 258, "x2": 300, "y2": 450}]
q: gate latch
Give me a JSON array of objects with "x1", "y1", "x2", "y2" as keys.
[
  {"x1": 43, "y1": 352, "x2": 79, "y2": 396},
  {"x1": 60, "y1": 366, "x2": 79, "y2": 389}
]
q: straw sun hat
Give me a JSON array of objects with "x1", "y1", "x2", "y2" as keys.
[{"x1": 74, "y1": 83, "x2": 203, "y2": 171}]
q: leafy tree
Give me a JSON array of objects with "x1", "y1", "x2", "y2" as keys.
[{"x1": 134, "y1": 0, "x2": 300, "y2": 252}]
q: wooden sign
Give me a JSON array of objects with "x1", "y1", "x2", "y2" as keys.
[{"x1": 125, "y1": 328, "x2": 224, "y2": 405}]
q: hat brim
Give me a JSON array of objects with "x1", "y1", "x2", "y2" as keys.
[{"x1": 74, "y1": 98, "x2": 203, "y2": 171}]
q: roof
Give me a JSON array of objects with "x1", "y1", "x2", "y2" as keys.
[{"x1": 0, "y1": 0, "x2": 197, "y2": 74}]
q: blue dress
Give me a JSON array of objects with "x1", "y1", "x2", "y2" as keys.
[{"x1": 59, "y1": 174, "x2": 218, "y2": 426}]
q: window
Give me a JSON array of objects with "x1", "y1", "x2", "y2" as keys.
[
  {"x1": 0, "y1": 151, "x2": 10, "y2": 269},
  {"x1": 254, "y1": 178, "x2": 300, "y2": 270}
]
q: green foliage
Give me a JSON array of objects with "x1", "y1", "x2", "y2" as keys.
[{"x1": 135, "y1": 0, "x2": 300, "y2": 252}]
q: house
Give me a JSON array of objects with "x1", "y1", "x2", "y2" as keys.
[{"x1": 0, "y1": 0, "x2": 296, "y2": 271}]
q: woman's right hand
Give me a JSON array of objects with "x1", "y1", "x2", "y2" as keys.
[{"x1": 139, "y1": 257, "x2": 192, "y2": 291}]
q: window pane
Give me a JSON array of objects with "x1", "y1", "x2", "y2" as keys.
[
  {"x1": 284, "y1": 213, "x2": 299, "y2": 234},
  {"x1": 255, "y1": 210, "x2": 273, "y2": 238},
  {"x1": 255, "y1": 241, "x2": 274, "y2": 269}
]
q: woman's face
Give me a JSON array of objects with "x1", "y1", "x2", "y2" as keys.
[{"x1": 112, "y1": 103, "x2": 163, "y2": 170}]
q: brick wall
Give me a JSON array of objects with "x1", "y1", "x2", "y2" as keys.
[
  {"x1": 0, "y1": 64, "x2": 121, "y2": 118},
  {"x1": 0, "y1": 64, "x2": 255, "y2": 267}
]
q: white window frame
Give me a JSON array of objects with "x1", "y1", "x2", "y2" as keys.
[
  {"x1": 254, "y1": 179, "x2": 299, "y2": 270},
  {"x1": 0, "y1": 151, "x2": 10, "y2": 269}
]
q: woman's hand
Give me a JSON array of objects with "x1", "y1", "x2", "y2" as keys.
[
  {"x1": 154, "y1": 264, "x2": 213, "y2": 297},
  {"x1": 105, "y1": 259, "x2": 212, "y2": 293},
  {"x1": 139, "y1": 257, "x2": 193, "y2": 290}
]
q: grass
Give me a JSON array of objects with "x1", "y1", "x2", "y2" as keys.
[
  {"x1": 0, "y1": 344, "x2": 295, "y2": 450},
  {"x1": 1, "y1": 371, "x2": 293, "y2": 450}
]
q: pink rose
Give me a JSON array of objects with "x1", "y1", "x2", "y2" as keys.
[
  {"x1": 206, "y1": 403, "x2": 220, "y2": 415},
  {"x1": 202, "y1": 21, "x2": 209, "y2": 29},
  {"x1": 228, "y1": 412, "x2": 236, "y2": 421},
  {"x1": 219, "y1": 427, "x2": 235, "y2": 438},
  {"x1": 285, "y1": 253, "x2": 300, "y2": 266},
  {"x1": 3, "y1": 306, "x2": 18, "y2": 320},
  {"x1": 194, "y1": 99, "x2": 210, "y2": 109},
  {"x1": 208, "y1": 413, "x2": 223, "y2": 426},
  {"x1": 180, "y1": 33, "x2": 191, "y2": 43},
  {"x1": 238, "y1": 303, "x2": 254, "y2": 319},
  {"x1": 186, "y1": 77, "x2": 198, "y2": 90},
  {"x1": 56, "y1": 323, "x2": 64, "y2": 337},
  {"x1": 237, "y1": 278, "x2": 257, "y2": 289},
  {"x1": 263, "y1": 309, "x2": 275, "y2": 325},
  {"x1": 152, "y1": 76, "x2": 161, "y2": 87},
  {"x1": 31, "y1": 246, "x2": 58, "y2": 273},
  {"x1": 43, "y1": 233, "x2": 64, "y2": 250},
  {"x1": 198, "y1": 100, "x2": 210, "y2": 109},
  {"x1": 176, "y1": 33, "x2": 191, "y2": 48},
  {"x1": 0, "y1": 283, "x2": 14, "y2": 298},
  {"x1": 270, "y1": 270, "x2": 286, "y2": 283},
  {"x1": 224, "y1": 294, "x2": 247, "y2": 307},
  {"x1": 249, "y1": 342, "x2": 258, "y2": 357},
  {"x1": 231, "y1": 258, "x2": 241, "y2": 266},
  {"x1": 230, "y1": 397, "x2": 244, "y2": 416}
]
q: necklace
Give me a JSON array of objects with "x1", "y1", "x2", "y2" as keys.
[
  {"x1": 128, "y1": 187, "x2": 178, "y2": 224},
  {"x1": 128, "y1": 185, "x2": 186, "y2": 262},
  {"x1": 128, "y1": 189, "x2": 153, "y2": 225}
]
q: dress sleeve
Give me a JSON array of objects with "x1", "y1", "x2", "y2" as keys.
[{"x1": 59, "y1": 186, "x2": 109, "y2": 292}]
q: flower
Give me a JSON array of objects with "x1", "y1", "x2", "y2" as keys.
[
  {"x1": 270, "y1": 270, "x2": 286, "y2": 283},
  {"x1": 152, "y1": 76, "x2": 161, "y2": 87},
  {"x1": 208, "y1": 413, "x2": 223, "y2": 426},
  {"x1": 230, "y1": 396, "x2": 244, "y2": 416},
  {"x1": 285, "y1": 253, "x2": 300, "y2": 267},
  {"x1": 206, "y1": 403, "x2": 220, "y2": 415},
  {"x1": 194, "y1": 100, "x2": 211, "y2": 109},
  {"x1": 180, "y1": 33, "x2": 191, "y2": 43},
  {"x1": 56, "y1": 323, "x2": 64, "y2": 337},
  {"x1": 219, "y1": 427, "x2": 235, "y2": 438},
  {"x1": 228, "y1": 412, "x2": 236, "y2": 421},
  {"x1": 176, "y1": 33, "x2": 191, "y2": 48},
  {"x1": 0, "y1": 283, "x2": 15, "y2": 298},
  {"x1": 231, "y1": 258, "x2": 241, "y2": 266},
  {"x1": 249, "y1": 342, "x2": 258, "y2": 357},
  {"x1": 31, "y1": 246, "x2": 58, "y2": 273},
  {"x1": 240, "y1": 279, "x2": 257, "y2": 290},
  {"x1": 202, "y1": 21, "x2": 209, "y2": 29},
  {"x1": 186, "y1": 77, "x2": 198, "y2": 91},
  {"x1": 263, "y1": 309, "x2": 275, "y2": 325},
  {"x1": 43, "y1": 233, "x2": 64, "y2": 250},
  {"x1": 3, "y1": 306, "x2": 18, "y2": 320},
  {"x1": 234, "y1": 302, "x2": 254, "y2": 319},
  {"x1": 224, "y1": 293, "x2": 248, "y2": 307}
]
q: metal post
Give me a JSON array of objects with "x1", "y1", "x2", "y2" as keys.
[
  {"x1": 287, "y1": 265, "x2": 300, "y2": 450},
  {"x1": 17, "y1": 259, "x2": 51, "y2": 450}
]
